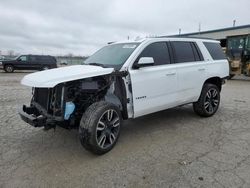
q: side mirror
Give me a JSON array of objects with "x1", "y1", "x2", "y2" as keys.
[
  {"x1": 17, "y1": 58, "x2": 21, "y2": 61},
  {"x1": 137, "y1": 57, "x2": 154, "y2": 66}
]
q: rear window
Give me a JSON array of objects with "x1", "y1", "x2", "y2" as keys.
[{"x1": 203, "y1": 42, "x2": 226, "y2": 60}]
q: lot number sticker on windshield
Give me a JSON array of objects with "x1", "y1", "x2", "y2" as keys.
[{"x1": 122, "y1": 44, "x2": 137, "y2": 49}]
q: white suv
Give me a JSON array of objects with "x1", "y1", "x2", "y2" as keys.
[{"x1": 19, "y1": 37, "x2": 229, "y2": 154}]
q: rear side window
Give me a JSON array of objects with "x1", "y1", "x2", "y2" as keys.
[
  {"x1": 41, "y1": 57, "x2": 48, "y2": 62},
  {"x1": 30, "y1": 56, "x2": 37, "y2": 62},
  {"x1": 36, "y1": 56, "x2": 55, "y2": 63},
  {"x1": 171, "y1": 41, "x2": 197, "y2": 63},
  {"x1": 203, "y1": 42, "x2": 226, "y2": 60},
  {"x1": 137, "y1": 42, "x2": 171, "y2": 66},
  {"x1": 191, "y1": 43, "x2": 204, "y2": 61},
  {"x1": 36, "y1": 56, "x2": 43, "y2": 62}
]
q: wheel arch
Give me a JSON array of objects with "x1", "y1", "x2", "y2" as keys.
[
  {"x1": 203, "y1": 77, "x2": 222, "y2": 91},
  {"x1": 104, "y1": 93, "x2": 123, "y2": 110},
  {"x1": 104, "y1": 90, "x2": 128, "y2": 120},
  {"x1": 4, "y1": 63, "x2": 14, "y2": 68}
]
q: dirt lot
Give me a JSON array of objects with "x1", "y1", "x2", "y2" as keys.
[{"x1": 0, "y1": 71, "x2": 250, "y2": 188}]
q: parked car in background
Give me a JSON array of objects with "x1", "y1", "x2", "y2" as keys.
[
  {"x1": 0, "y1": 55, "x2": 5, "y2": 61},
  {"x1": 0, "y1": 55, "x2": 57, "y2": 73},
  {"x1": 60, "y1": 60, "x2": 68, "y2": 66}
]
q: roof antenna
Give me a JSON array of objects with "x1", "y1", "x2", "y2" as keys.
[
  {"x1": 179, "y1": 28, "x2": 181, "y2": 35},
  {"x1": 198, "y1": 22, "x2": 201, "y2": 34},
  {"x1": 233, "y1": 20, "x2": 236, "y2": 27}
]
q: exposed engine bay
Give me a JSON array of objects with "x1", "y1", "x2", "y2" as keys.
[{"x1": 20, "y1": 72, "x2": 128, "y2": 130}]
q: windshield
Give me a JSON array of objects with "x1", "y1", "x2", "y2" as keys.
[
  {"x1": 84, "y1": 43, "x2": 140, "y2": 69},
  {"x1": 15, "y1": 55, "x2": 20, "y2": 60}
]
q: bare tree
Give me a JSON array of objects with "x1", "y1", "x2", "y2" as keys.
[
  {"x1": 7, "y1": 50, "x2": 15, "y2": 57},
  {"x1": 67, "y1": 53, "x2": 73, "y2": 57}
]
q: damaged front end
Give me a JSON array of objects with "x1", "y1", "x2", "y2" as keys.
[
  {"x1": 19, "y1": 70, "x2": 129, "y2": 130},
  {"x1": 19, "y1": 75, "x2": 111, "y2": 130}
]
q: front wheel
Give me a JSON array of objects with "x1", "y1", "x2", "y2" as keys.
[
  {"x1": 193, "y1": 84, "x2": 220, "y2": 117},
  {"x1": 79, "y1": 101, "x2": 122, "y2": 155},
  {"x1": 4, "y1": 65, "x2": 14, "y2": 73}
]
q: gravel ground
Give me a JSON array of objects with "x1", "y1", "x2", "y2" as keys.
[{"x1": 0, "y1": 71, "x2": 250, "y2": 188}]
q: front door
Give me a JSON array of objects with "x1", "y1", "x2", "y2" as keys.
[
  {"x1": 16, "y1": 55, "x2": 30, "y2": 69},
  {"x1": 129, "y1": 42, "x2": 178, "y2": 118}
]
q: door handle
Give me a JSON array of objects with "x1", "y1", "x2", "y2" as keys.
[
  {"x1": 166, "y1": 73, "x2": 176, "y2": 76},
  {"x1": 198, "y1": 68, "x2": 205, "y2": 71}
]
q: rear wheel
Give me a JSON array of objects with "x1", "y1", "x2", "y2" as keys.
[
  {"x1": 42, "y1": 66, "x2": 50, "y2": 70},
  {"x1": 4, "y1": 65, "x2": 14, "y2": 73},
  {"x1": 228, "y1": 74, "x2": 235, "y2": 79},
  {"x1": 193, "y1": 84, "x2": 220, "y2": 117},
  {"x1": 79, "y1": 101, "x2": 122, "y2": 155}
]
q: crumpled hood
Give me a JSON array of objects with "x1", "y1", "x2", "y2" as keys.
[{"x1": 21, "y1": 65, "x2": 114, "y2": 88}]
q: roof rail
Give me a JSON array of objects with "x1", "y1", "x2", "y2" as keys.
[{"x1": 157, "y1": 36, "x2": 217, "y2": 40}]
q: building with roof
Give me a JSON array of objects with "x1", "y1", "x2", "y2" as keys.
[{"x1": 167, "y1": 24, "x2": 250, "y2": 47}]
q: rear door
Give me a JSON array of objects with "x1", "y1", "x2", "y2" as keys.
[
  {"x1": 170, "y1": 41, "x2": 206, "y2": 103},
  {"x1": 29, "y1": 55, "x2": 40, "y2": 70},
  {"x1": 39, "y1": 56, "x2": 54, "y2": 69},
  {"x1": 129, "y1": 42, "x2": 179, "y2": 117}
]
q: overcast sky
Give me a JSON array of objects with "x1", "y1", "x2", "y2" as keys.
[{"x1": 0, "y1": 0, "x2": 249, "y2": 56}]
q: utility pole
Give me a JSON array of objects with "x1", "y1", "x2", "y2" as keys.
[
  {"x1": 179, "y1": 28, "x2": 181, "y2": 35},
  {"x1": 233, "y1": 20, "x2": 236, "y2": 27},
  {"x1": 198, "y1": 22, "x2": 201, "y2": 34}
]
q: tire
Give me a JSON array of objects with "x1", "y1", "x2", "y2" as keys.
[
  {"x1": 228, "y1": 74, "x2": 235, "y2": 79},
  {"x1": 79, "y1": 101, "x2": 122, "y2": 155},
  {"x1": 4, "y1": 65, "x2": 14, "y2": 73},
  {"x1": 193, "y1": 83, "x2": 220, "y2": 117},
  {"x1": 42, "y1": 66, "x2": 50, "y2": 70}
]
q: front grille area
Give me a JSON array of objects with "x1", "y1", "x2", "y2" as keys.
[
  {"x1": 34, "y1": 88, "x2": 50, "y2": 110},
  {"x1": 33, "y1": 85, "x2": 65, "y2": 118}
]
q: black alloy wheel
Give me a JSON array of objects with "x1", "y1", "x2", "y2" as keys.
[
  {"x1": 79, "y1": 101, "x2": 122, "y2": 155},
  {"x1": 96, "y1": 109, "x2": 120, "y2": 149},
  {"x1": 193, "y1": 83, "x2": 220, "y2": 117},
  {"x1": 203, "y1": 88, "x2": 219, "y2": 114}
]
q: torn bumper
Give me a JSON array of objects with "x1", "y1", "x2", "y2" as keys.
[{"x1": 19, "y1": 105, "x2": 47, "y2": 127}]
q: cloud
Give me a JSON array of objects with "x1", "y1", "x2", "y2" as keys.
[{"x1": 0, "y1": 0, "x2": 249, "y2": 56}]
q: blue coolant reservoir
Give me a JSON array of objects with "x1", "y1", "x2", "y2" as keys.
[{"x1": 64, "y1": 102, "x2": 75, "y2": 120}]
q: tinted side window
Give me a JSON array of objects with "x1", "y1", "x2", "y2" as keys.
[
  {"x1": 36, "y1": 56, "x2": 43, "y2": 62},
  {"x1": 41, "y1": 56, "x2": 48, "y2": 62},
  {"x1": 44, "y1": 56, "x2": 54, "y2": 63},
  {"x1": 37, "y1": 56, "x2": 49, "y2": 63},
  {"x1": 137, "y1": 42, "x2": 171, "y2": 66},
  {"x1": 203, "y1": 42, "x2": 226, "y2": 60},
  {"x1": 30, "y1": 56, "x2": 37, "y2": 62},
  {"x1": 171, "y1": 41, "x2": 196, "y2": 63},
  {"x1": 19, "y1": 56, "x2": 27, "y2": 61},
  {"x1": 191, "y1": 43, "x2": 204, "y2": 61}
]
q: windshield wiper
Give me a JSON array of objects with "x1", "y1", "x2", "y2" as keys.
[{"x1": 88, "y1": 62, "x2": 106, "y2": 68}]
